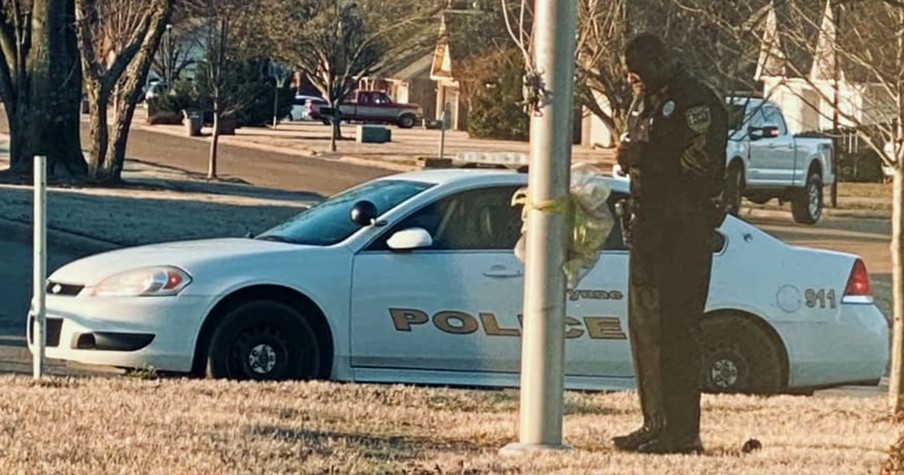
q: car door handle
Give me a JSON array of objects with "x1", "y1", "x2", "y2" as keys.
[{"x1": 483, "y1": 266, "x2": 523, "y2": 278}]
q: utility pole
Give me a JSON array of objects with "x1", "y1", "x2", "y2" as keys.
[{"x1": 501, "y1": 0, "x2": 577, "y2": 454}]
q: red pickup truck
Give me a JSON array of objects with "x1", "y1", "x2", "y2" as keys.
[{"x1": 313, "y1": 90, "x2": 423, "y2": 129}]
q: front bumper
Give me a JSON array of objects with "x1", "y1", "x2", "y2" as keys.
[{"x1": 26, "y1": 294, "x2": 212, "y2": 373}]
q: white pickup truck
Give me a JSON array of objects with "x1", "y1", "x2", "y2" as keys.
[{"x1": 726, "y1": 97, "x2": 835, "y2": 224}]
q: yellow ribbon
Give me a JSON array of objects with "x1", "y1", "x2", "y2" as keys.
[{"x1": 511, "y1": 190, "x2": 573, "y2": 216}]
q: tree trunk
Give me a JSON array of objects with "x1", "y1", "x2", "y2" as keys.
[
  {"x1": 20, "y1": 0, "x2": 86, "y2": 178},
  {"x1": 85, "y1": 87, "x2": 110, "y2": 178},
  {"x1": 107, "y1": 97, "x2": 140, "y2": 181},
  {"x1": 891, "y1": 166, "x2": 904, "y2": 414},
  {"x1": 209, "y1": 110, "x2": 220, "y2": 179},
  {"x1": 6, "y1": 105, "x2": 33, "y2": 174}
]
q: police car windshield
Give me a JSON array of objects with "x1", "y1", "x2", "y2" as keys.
[{"x1": 256, "y1": 179, "x2": 434, "y2": 246}]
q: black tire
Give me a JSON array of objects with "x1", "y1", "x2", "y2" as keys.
[
  {"x1": 791, "y1": 170, "x2": 822, "y2": 225},
  {"x1": 701, "y1": 315, "x2": 785, "y2": 394},
  {"x1": 321, "y1": 119, "x2": 331, "y2": 126},
  {"x1": 398, "y1": 114, "x2": 416, "y2": 129},
  {"x1": 725, "y1": 162, "x2": 744, "y2": 216},
  {"x1": 205, "y1": 300, "x2": 321, "y2": 381}
]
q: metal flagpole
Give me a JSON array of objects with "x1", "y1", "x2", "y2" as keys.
[{"x1": 501, "y1": 0, "x2": 577, "y2": 454}]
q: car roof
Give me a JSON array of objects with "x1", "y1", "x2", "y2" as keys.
[{"x1": 383, "y1": 168, "x2": 631, "y2": 195}]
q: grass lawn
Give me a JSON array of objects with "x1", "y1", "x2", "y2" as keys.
[{"x1": 0, "y1": 375, "x2": 897, "y2": 474}]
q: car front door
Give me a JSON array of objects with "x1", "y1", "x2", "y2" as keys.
[
  {"x1": 748, "y1": 106, "x2": 795, "y2": 185},
  {"x1": 349, "y1": 185, "x2": 526, "y2": 374}
]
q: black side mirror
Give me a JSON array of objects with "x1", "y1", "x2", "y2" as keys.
[
  {"x1": 350, "y1": 200, "x2": 378, "y2": 226},
  {"x1": 748, "y1": 125, "x2": 781, "y2": 141}
]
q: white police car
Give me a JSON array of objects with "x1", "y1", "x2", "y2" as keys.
[{"x1": 29, "y1": 167, "x2": 888, "y2": 394}]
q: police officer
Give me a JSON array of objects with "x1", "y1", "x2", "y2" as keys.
[{"x1": 611, "y1": 33, "x2": 728, "y2": 454}]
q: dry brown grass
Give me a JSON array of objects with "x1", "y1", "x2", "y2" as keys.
[
  {"x1": 0, "y1": 375, "x2": 896, "y2": 474},
  {"x1": 839, "y1": 182, "x2": 893, "y2": 201}
]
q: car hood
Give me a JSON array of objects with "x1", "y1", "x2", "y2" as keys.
[{"x1": 50, "y1": 238, "x2": 311, "y2": 286}]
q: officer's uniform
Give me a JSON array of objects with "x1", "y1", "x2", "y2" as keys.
[{"x1": 623, "y1": 64, "x2": 728, "y2": 447}]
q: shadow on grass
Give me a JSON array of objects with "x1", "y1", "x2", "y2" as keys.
[{"x1": 248, "y1": 425, "x2": 483, "y2": 460}]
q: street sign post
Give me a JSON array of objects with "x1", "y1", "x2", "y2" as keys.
[{"x1": 32, "y1": 155, "x2": 47, "y2": 379}]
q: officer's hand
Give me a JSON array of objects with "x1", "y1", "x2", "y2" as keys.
[{"x1": 616, "y1": 140, "x2": 643, "y2": 169}]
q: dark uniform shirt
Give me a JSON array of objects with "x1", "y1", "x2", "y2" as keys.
[{"x1": 626, "y1": 65, "x2": 728, "y2": 222}]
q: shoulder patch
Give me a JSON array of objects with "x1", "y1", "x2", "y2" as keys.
[{"x1": 686, "y1": 105, "x2": 711, "y2": 133}]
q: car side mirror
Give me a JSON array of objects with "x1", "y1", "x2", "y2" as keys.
[
  {"x1": 749, "y1": 124, "x2": 781, "y2": 140},
  {"x1": 387, "y1": 228, "x2": 433, "y2": 251},
  {"x1": 350, "y1": 200, "x2": 378, "y2": 227}
]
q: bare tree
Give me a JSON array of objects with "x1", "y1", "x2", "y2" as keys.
[
  {"x1": 675, "y1": 0, "x2": 904, "y2": 414},
  {"x1": 501, "y1": 0, "x2": 765, "y2": 143},
  {"x1": 0, "y1": 0, "x2": 86, "y2": 177},
  {"x1": 75, "y1": 0, "x2": 174, "y2": 182},
  {"x1": 187, "y1": 0, "x2": 270, "y2": 179},
  {"x1": 151, "y1": 3, "x2": 204, "y2": 85},
  {"x1": 268, "y1": 0, "x2": 443, "y2": 152}
]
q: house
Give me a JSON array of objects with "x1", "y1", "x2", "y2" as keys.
[
  {"x1": 428, "y1": 3, "x2": 512, "y2": 131},
  {"x1": 359, "y1": 53, "x2": 437, "y2": 122},
  {"x1": 756, "y1": 1, "x2": 889, "y2": 134}
]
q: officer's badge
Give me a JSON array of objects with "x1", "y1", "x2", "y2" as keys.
[
  {"x1": 686, "y1": 105, "x2": 711, "y2": 133},
  {"x1": 662, "y1": 101, "x2": 676, "y2": 117}
]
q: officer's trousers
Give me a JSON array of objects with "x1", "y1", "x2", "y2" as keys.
[{"x1": 627, "y1": 212, "x2": 713, "y2": 442}]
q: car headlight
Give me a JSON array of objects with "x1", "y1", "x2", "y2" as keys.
[{"x1": 92, "y1": 266, "x2": 192, "y2": 297}]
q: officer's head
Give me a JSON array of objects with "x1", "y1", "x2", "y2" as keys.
[{"x1": 623, "y1": 33, "x2": 673, "y2": 94}]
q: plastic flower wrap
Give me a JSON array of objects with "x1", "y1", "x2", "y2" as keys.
[{"x1": 512, "y1": 163, "x2": 614, "y2": 289}]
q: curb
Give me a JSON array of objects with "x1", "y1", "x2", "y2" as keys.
[{"x1": 0, "y1": 217, "x2": 121, "y2": 256}]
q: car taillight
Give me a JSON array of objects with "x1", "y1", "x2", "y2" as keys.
[{"x1": 843, "y1": 259, "x2": 871, "y2": 301}]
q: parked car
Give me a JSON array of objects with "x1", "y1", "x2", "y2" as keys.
[
  {"x1": 725, "y1": 97, "x2": 836, "y2": 224},
  {"x1": 286, "y1": 95, "x2": 327, "y2": 121},
  {"x1": 144, "y1": 81, "x2": 168, "y2": 102},
  {"x1": 314, "y1": 90, "x2": 422, "y2": 128},
  {"x1": 28, "y1": 166, "x2": 887, "y2": 394}
]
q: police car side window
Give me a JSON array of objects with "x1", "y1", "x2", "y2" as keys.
[{"x1": 368, "y1": 186, "x2": 523, "y2": 251}]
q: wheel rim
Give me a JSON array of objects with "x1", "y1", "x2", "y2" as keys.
[
  {"x1": 808, "y1": 180, "x2": 820, "y2": 217},
  {"x1": 711, "y1": 358, "x2": 740, "y2": 389},
  {"x1": 229, "y1": 324, "x2": 290, "y2": 379},
  {"x1": 248, "y1": 343, "x2": 278, "y2": 374}
]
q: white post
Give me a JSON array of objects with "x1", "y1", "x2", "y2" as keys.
[
  {"x1": 501, "y1": 0, "x2": 577, "y2": 454},
  {"x1": 32, "y1": 155, "x2": 47, "y2": 379}
]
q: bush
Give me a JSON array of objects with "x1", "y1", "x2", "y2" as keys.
[
  {"x1": 194, "y1": 58, "x2": 295, "y2": 128},
  {"x1": 464, "y1": 50, "x2": 530, "y2": 141},
  {"x1": 837, "y1": 149, "x2": 886, "y2": 183}
]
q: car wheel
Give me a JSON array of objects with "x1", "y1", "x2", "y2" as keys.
[
  {"x1": 702, "y1": 315, "x2": 784, "y2": 394},
  {"x1": 725, "y1": 162, "x2": 744, "y2": 216},
  {"x1": 398, "y1": 114, "x2": 416, "y2": 129},
  {"x1": 791, "y1": 170, "x2": 822, "y2": 225},
  {"x1": 322, "y1": 119, "x2": 331, "y2": 126},
  {"x1": 205, "y1": 300, "x2": 321, "y2": 381}
]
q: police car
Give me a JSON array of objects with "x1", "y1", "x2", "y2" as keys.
[{"x1": 29, "y1": 165, "x2": 888, "y2": 394}]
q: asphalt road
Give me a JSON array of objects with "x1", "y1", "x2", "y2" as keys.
[{"x1": 0, "y1": 113, "x2": 391, "y2": 196}]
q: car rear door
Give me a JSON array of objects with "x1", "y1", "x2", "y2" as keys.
[{"x1": 349, "y1": 185, "x2": 525, "y2": 374}]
